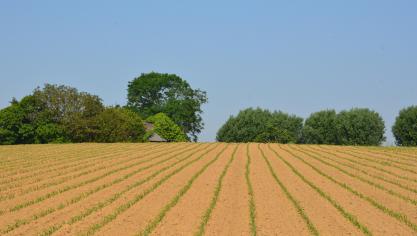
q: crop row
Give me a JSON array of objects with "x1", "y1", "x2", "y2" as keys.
[{"x1": 2, "y1": 143, "x2": 210, "y2": 234}]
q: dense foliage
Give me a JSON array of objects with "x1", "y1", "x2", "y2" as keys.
[
  {"x1": 217, "y1": 107, "x2": 387, "y2": 145},
  {"x1": 301, "y1": 110, "x2": 338, "y2": 144},
  {"x1": 0, "y1": 84, "x2": 146, "y2": 144},
  {"x1": 145, "y1": 113, "x2": 188, "y2": 142},
  {"x1": 127, "y1": 72, "x2": 207, "y2": 141},
  {"x1": 216, "y1": 108, "x2": 303, "y2": 143},
  {"x1": 392, "y1": 106, "x2": 417, "y2": 146},
  {"x1": 93, "y1": 107, "x2": 145, "y2": 143},
  {"x1": 335, "y1": 108, "x2": 386, "y2": 146}
]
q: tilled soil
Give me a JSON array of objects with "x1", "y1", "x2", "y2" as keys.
[{"x1": 0, "y1": 143, "x2": 416, "y2": 236}]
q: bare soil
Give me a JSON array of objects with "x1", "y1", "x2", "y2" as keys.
[{"x1": 0, "y1": 143, "x2": 416, "y2": 236}]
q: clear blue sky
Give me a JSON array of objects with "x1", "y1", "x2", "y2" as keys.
[{"x1": 1, "y1": 1, "x2": 416, "y2": 144}]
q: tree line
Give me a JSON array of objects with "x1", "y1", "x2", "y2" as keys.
[
  {"x1": 0, "y1": 72, "x2": 207, "y2": 144},
  {"x1": 217, "y1": 106, "x2": 417, "y2": 146},
  {"x1": 1, "y1": 72, "x2": 416, "y2": 146}
]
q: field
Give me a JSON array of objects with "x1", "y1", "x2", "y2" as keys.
[{"x1": 0, "y1": 143, "x2": 416, "y2": 235}]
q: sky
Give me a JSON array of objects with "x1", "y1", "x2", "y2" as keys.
[{"x1": 1, "y1": 1, "x2": 416, "y2": 144}]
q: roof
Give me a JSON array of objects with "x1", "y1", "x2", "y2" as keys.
[
  {"x1": 148, "y1": 132, "x2": 167, "y2": 142},
  {"x1": 144, "y1": 121, "x2": 167, "y2": 142},
  {"x1": 144, "y1": 122, "x2": 154, "y2": 132}
]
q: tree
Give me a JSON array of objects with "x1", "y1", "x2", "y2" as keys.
[
  {"x1": 32, "y1": 84, "x2": 103, "y2": 123},
  {"x1": 92, "y1": 107, "x2": 145, "y2": 143},
  {"x1": 127, "y1": 72, "x2": 207, "y2": 141},
  {"x1": 35, "y1": 123, "x2": 66, "y2": 144},
  {"x1": 301, "y1": 110, "x2": 338, "y2": 144},
  {"x1": 0, "y1": 104, "x2": 25, "y2": 144},
  {"x1": 217, "y1": 108, "x2": 271, "y2": 142},
  {"x1": 145, "y1": 113, "x2": 188, "y2": 142},
  {"x1": 0, "y1": 128, "x2": 16, "y2": 145},
  {"x1": 30, "y1": 84, "x2": 104, "y2": 142},
  {"x1": 336, "y1": 108, "x2": 385, "y2": 146},
  {"x1": 216, "y1": 108, "x2": 303, "y2": 143},
  {"x1": 392, "y1": 106, "x2": 417, "y2": 146},
  {"x1": 0, "y1": 84, "x2": 105, "y2": 144}
]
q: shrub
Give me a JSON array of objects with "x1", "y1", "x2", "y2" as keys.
[
  {"x1": 0, "y1": 104, "x2": 25, "y2": 144},
  {"x1": 145, "y1": 113, "x2": 188, "y2": 142},
  {"x1": 35, "y1": 123, "x2": 66, "y2": 144},
  {"x1": 0, "y1": 128, "x2": 17, "y2": 145},
  {"x1": 93, "y1": 107, "x2": 145, "y2": 143},
  {"x1": 392, "y1": 105, "x2": 417, "y2": 146}
]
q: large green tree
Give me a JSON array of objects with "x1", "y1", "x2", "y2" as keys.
[
  {"x1": 127, "y1": 72, "x2": 207, "y2": 141},
  {"x1": 392, "y1": 105, "x2": 417, "y2": 146},
  {"x1": 216, "y1": 107, "x2": 303, "y2": 143},
  {"x1": 0, "y1": 84, "x2": 106, "y2": 144},
  {"x1": 336, "y1": 108, "x2": 386, "y2": 146},
  {"x1": 301, "y1": 110, "x2": 338, "y2": 144},
  {"x1": 28, "y1": 84, "x2": 105, "y2": 142},
  {"x1": 0, "y1": 104, "x2": 24, "y2": 144}
]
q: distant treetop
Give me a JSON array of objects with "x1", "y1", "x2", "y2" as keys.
[{"x1": 127, "y1": 72, "x2": 207, "y2": 141}]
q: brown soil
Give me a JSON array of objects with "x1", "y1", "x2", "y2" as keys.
[
  {"x1": 149, "y1": 144, "x2": 236, "y2": 235},
  {"x1": 263, "y1": 144, "x2": 363, "y2": 235},
  {"x1": 249, "y1": 143, "x2": 310, "y2": 235},
  {"x1": 94, "y1": 144, "x2": 226, "y2": 236},
  {"x1": 0, "y1": 143, "x2": 190, "y2": 230},
  {"x1": 317, "y1": 146, "x2": 417, "y2": 180},
  {"x1": 9, "y1": 144, "x2": 210, "y2": 236},
  {"x1": 286, "y1": 145, "x2": 417, "y2": 225},
  {"x1": 0, "y1": 143, "x2": 416, "y2": 236},
  {"x1": 296, "y1": 145, "x2": 417, "y2": 202},
  {"x1": 203, "y1": 144, "x2": 251, "y2": 236},
  {"x1": 272, "y1": 144, "x2": 416, "y2": 235},
  {"x1": 0, "y1": 144, "x2": 165, "y2": 196},
  {"x1": 305, "y1": 145, "x2": 417, "y2": 189}
]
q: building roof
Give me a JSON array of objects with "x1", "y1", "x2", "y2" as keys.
[
  {"x1": 144, "y1": 121, "x2": 167, "y2": 142},
  {"x1": 144, "y1": 122, "x2": 154, "y2": 132},
  {"x1": 148, "y1": 132, "x2": 167, "y2": 142}
]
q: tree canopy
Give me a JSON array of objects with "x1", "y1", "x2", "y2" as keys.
[
  {"x1": 93, "y1": 107, "x2": 145, "y2": 143},
  {"x1": 335, "y1": 108, "x2": 386, "y2": 146},
  {"x1": 0, "y1": 84, "x2": 146, "y2": 144},
  {"x1": 127, "y1": 72, "x2": 207, "y2": 141},
  {"x1": 392, "y1": 105, "x2": 417, "y2": 146},
  {"x1": 301, "y1": 110, "x2": 338, "y2": 144},
  {"x1": 216, "y1": 108, "x2": 303, "y2": 143}
]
